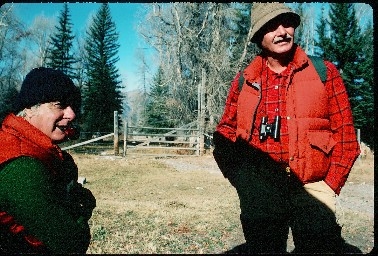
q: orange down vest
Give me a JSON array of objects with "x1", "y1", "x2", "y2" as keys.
[
  {"x1": 0, "y1": 114, "x2": 64, "y2": 252},
  {"x1": 236, "y1": 49, "x2": 337, "y2": 184},
  {"x1": 0, "y1": 114, "x2": 64, "y2": 170}
]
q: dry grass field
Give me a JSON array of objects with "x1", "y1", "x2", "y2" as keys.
[{"x1": 72, "y1": 147, "x2": 374, "y2": 254}]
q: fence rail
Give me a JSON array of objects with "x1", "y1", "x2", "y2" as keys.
[
  {"x1": 62, "y1": 133, "x2": 114, "y2": 151},
  {"x1": 61, "y1": 115, "x2": 364, "y2": 160},
  {"x1": 61, "y1": 112, "x2": 206, "y2": 157},
  {"x1": 124, "y1": 122, "x2": 202, "y2": 157}
]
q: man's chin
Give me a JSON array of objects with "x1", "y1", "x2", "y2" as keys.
[
  {"x1": 269, "y1": 44, "x2": 294, "y2": 58},
  {"x1": 275, "y1": 42, "x2": 293, "y2": 52},
  {"x1": 51, "y1": 130, "x2": 67, "y2": 144}
]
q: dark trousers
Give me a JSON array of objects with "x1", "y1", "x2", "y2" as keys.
[{"x1": 231, "y1": 158, "x2": 344, "y2": 254}]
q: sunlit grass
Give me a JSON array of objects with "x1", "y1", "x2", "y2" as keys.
[
  {"x1": 71, "y1": 151, "x2": 373, "y2": 254},
  {"x1": 74, "y1": 154, "x2": 244, "y2": 254}
]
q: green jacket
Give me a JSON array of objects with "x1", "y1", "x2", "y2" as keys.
[{"x1": 0, "y1": 114, "x2": 96, "y2": 253}]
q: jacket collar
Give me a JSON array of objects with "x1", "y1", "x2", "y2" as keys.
[
  {"x1": 243, "y1": 44, "x2": 310, "y2": 84},
  {"x1": 1, "y1": 113, "x2": 63, "y2": 160}
]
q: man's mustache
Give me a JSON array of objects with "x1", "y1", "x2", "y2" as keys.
[{"x1": 273, "y1": 34, "x2": 293, "y2": 43}]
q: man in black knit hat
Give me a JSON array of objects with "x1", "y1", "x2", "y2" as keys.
[{"x1": 0, "y1": 67, "x2": 96, "y2": 253}]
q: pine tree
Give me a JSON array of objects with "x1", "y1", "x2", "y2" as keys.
[
  {"x1": 144, "y1": 66, "x2": 173, "y2": 131},
  {"x1": 315, "y1": 4, "x2": 363, "y2": 83},
  {"x1": 315, "y1": 3, "x2": 373, "y2": 148},
  {"x1": 82, "y1": 3, "x2": 123, "y2": 133},
  {"x1": 352, "y1": 23, "x2": 374, "y2": 149},
  {"x1": 0, "y1": 87, "x2": 18, "y2": 123},
  {"x1": 314, "y1": 6, "x2": 331, "y2": 58},
  {"x1": 46, "y1": 3, "x2": 76, "y2": 79}
]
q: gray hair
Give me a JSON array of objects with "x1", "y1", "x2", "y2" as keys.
[{"x1": 16, "y1": 103, "x2": 41, "y2": 117}]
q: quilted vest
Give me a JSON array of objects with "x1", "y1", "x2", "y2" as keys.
[
  {"x1": 0, "y1": 114, "x2": 63, "y2": 169},
  {"x1": 0, "y1": 114, "x2": 64, "y2": 252},
  {"x1": 236, "y1": 48, "x2": 337, "y2": 183}
]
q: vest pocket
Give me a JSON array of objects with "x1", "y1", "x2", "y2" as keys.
[
  {"x1": 302, "y1": 130, "x2": 336, "y2": 182},
  {"x1": 307, "y1": 130, "x2": 337, "y2": 154}
]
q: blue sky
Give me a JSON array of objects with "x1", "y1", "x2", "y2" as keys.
[
  {"x1": 11, "y1": 3, "x2": 151, "y2": 92},
  {"x1": 9, "y1": 3, "x2": 373, "y2": 92}
]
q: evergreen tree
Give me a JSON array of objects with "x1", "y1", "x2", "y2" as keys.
[
  {"x1": 315, "y1": 3, "x2": 373, "y2": 148},
  {"x1": 0, "y1": 87, "x2": 18, "y2": 123},
  {"x1": 314, "y1": 6, "x2": 331, "y2": 57},
  {"x1": 46, "y1": 3, "x2": 76, "y2": 79},
  {"x1": 352, "y1": 23, "x2": 374, "y2": 149},
  {"x1": 144, "y1": 66, "x2": 173, "y2": 131},
  {"x1": 82, "y1": 3, "x2": 123, "y2": 133}
]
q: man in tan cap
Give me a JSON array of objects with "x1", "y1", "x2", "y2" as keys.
[{"x1": 213, "y1": 2, "x2": 360, "y2": 254}]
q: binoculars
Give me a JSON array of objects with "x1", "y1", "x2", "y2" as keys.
[{"x1": 259, "y1": 116, "x2": 281, "y2": 141}]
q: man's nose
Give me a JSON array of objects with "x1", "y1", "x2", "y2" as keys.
[
  {"x1": 64, "y1": 106, "x2": 76, "y2": 120},
  {"x1": 276, "y1": 25, "x2": 287, "y2": 35}
]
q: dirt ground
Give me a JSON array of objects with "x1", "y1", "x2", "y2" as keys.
[{"x1": 158, "y1": 153, "x2": 374, "y2": 253}]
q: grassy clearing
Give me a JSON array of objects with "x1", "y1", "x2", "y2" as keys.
[
  {"x1": 73, "y1": 151, "x2": 374, "y2": 254},
  {"x1": 74, "y1": 154, "x2": 243, "y2": 254}
]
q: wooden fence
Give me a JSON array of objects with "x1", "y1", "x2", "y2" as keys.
[
  {"x1": 122, "y1": 121, "x2": 204, "y2": 157},
  {"x1": 62, "y1": 111, "x2": 206, "y2": 157},
  {"x1": 61, "y1": 109, "x2": 364, "y2": 158},
  {"x1": 63, "y1": 69, "x2": 209, "y2": 157}
]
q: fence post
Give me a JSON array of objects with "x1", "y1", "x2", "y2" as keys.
[
  {"x1": 199, "y1": 68, "x2": 206, "y2": 156},
  {"x1": 123, "y1": 120, "x2": 128, "y2": 157},
  {"x1": 197, "y1": 75, "x2": 201, "y2": 156},
  {"x1": 114, "y1": 111, "x2": 119, "y2": 155}
]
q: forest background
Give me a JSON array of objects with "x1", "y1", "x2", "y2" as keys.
[{"x1": 0, "y1": 3, "x2": 374, "y2": 150}]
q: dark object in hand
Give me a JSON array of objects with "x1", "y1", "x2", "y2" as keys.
[{"x1": 70, "y1": 184, "x2": 96, "y2": 221}]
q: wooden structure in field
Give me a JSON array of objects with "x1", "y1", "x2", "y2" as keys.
[
  {"x1": 62, "y1": 70, "x2": 208, "y2": 157},
  {"x1": 62, "y1": 112, "x2": 207, "y2": 157}
]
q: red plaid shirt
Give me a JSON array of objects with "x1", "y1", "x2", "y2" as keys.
[
  {"x1": 250, "y1": 61, "x2": 291, "y2": 164},
  {"x1": 216, "y1": 55, "x2": 360, "y2": 194}
]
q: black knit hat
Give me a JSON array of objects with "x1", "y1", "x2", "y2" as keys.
[{"x1": 13, "y1": 67, "x2": 81, "y2": 114}]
